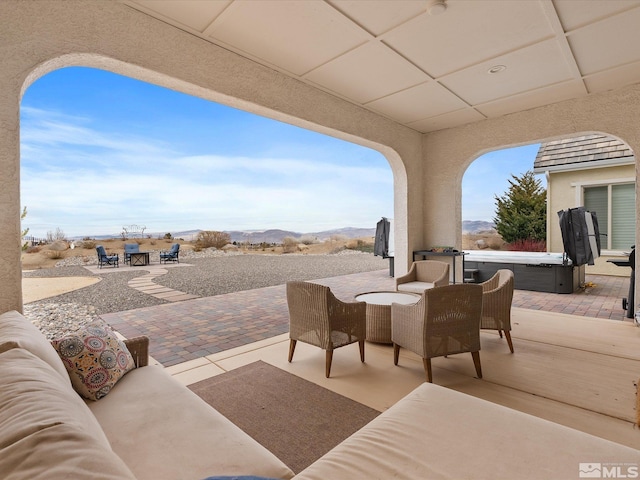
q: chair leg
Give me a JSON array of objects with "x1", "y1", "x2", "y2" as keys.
[
  {"x1": 471, "y1": 351, "x2": 482, "y2": 379},
  {"x1": 393, "y1": 343, "x2": 400, "y2": 366},
  {"x1": 423, "y1": 358, "x2": 433, "y2": 383},
  {"x1": 358, "y1": 340, "x2": 365, "y2": 363},
  {"x1": 499, "y1": 329, "x2": 504, "y2": 338},
  {"x1": 504, "y1": 330, "x2": 514, "y2": 353},
  {"x1": 325, "y1": 349, "x2": 333, "y2": 378},
  {"x1": 288, "y1": 339, "x2": 297, "y2": 363}
]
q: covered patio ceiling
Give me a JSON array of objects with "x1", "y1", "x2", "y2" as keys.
[{"x1": 121, "y1": 0, "x2": 640, "y2": 133}]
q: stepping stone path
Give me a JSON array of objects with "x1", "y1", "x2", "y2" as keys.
[{"x1": 126, "y1": 266, "x2": 200, "y2": 302}]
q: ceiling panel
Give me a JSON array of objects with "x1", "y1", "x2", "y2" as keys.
[
  {"x1": 130, "y1": 0, "x2": 230, "y2": 32},
  {"x1": 120, "y1": 0, "x2": 640, "y2": 133},
  {"x1": 567, "y1": 7, "x2": 640, "y2": 76},
  {"x1": 304, "y1": 42, "x2": 429, "y2": 104},
  {"x1": 382, "y1": 0, "x2": 555, "y2": 78},
  {"x1": 366, "y1": 81, "x2": 469, "y2": 124},
  {"x1": 408, "y1": 108, "x2": 485, "y2": 133},
  {"x1": 584, "y1": 61, "x2": 640, "y2": 94},
  {"x1": 553, "y1": 0, "x2": 639, "y2": 31},
  {"x1": 440, "y1": 39, "x2": 575, "y2": 106},
  {"x1": 476, "y1": 80, "x2": 586, "y2": 119},
  {"x1": 328, "y1": 0, "x2": 428, "y2": 36},
  {"x1": 205, "y1": 0, "x2": 371, "y2": 76}
]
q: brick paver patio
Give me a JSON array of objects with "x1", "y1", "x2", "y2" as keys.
[{"x1": 101, "y1": 270, "x2": 632, "y2": 367}]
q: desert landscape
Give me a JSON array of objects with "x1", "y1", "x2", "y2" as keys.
[
  {"x1": 22, "y1": 230, "x2": 509, "y2": 271},
  {"x1": 21, "y1": 235, "x2": 379, "y2": 270}
]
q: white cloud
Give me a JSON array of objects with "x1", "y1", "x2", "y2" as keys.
[{"x1": 20, "y1": 107, "x2": 393, "y2": 237}]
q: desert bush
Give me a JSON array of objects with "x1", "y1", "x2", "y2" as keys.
[
  {"x1": 150, "y1": 240, "x2": 156, "y2": 245},
  {"x1": 282, "y1": 236, "x2": 298, "y2": 253},
  {"x1": 25, "y1": 245, "x2": 41, "y2": 254},
  {"x1": 195, "y1": 230, "x2": 231, "y2": 250},
  {"x1": 506, "y1": 238, "x2": 546, "y2": 252},
  {"x1": 81, "y1": 240, "x2": 96, "y2": 250},
  {"x1": 346, "y1": 239, "x2": 374, "y2": 253},
  {"x1": 329, "y1": 234, "x2": 349, "y2": 243},
  {"x1": 299, "y1": 235, "x2": 318, "y2": 245},
  {"x1": 46, "y1": 227, "x2": 66, "y2": 243},
  {"x1": 164, "y1": 233, "x2": 172, "y2": 240}
]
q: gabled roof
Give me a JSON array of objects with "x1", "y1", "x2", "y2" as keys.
[{"x1": 533, "y1": 134, "x2": 634, "y2": 172}]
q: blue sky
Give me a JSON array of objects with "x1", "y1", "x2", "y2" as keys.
[{"x1": 20, "y1": 66, "x2": 541, "y2": 238}]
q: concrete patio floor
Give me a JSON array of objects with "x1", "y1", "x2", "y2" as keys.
[{"x1": 99, "y1": 269, "x2": 640, "y2": 450}]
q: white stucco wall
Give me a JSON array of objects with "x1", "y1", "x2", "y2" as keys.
[
  {"x1": 2, "y1": 1, "x2": 640, "y2": 315},
  {"x1": 420, "y1": 86, "x2": 640, "y2": 297},
  {"x1": 0, "y1": 0, "x2": 423, "y2": 314}
]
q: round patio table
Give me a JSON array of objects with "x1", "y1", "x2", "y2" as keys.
[{"x1": 355, "y1": 291, "x2": 421, "y2": 344}]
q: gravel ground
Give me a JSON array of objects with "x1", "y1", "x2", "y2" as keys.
[{"x1": 23, "y1": 251, "x2": 387, "y2": 338}]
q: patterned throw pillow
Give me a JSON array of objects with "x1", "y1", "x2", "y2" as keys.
[{"x1": 51, "y1": 320, "x2": 135, "y2": 401}]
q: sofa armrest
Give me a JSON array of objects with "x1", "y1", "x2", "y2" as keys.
[{"x1": 124, "y1": 336, "x2": 149, "y2": 368}]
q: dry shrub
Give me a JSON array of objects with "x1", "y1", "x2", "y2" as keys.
[
  {"x1": 26, "y1": 245, "x2": 41, "y2": 254},
  {"x1": 282, "y1": 237, "x2": 298, "y2": 253},
  {"x1": 195, "y1": 231, "x2": 231, "y2": 250},
  {"x1": 81, "y1": 240, "x2": 96, "y2": 250}
]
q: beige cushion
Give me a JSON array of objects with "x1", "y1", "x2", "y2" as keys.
[
  {"x1": 51, "y1": 320, "x2": 135, "y2": 401},
  {"x1": 0, "y1": 347, "x2": 111, "y2": 450},
  {"x1": 296, "y1": 383, "x2": 640, "y2": 479},
  {"x1": 0, "y1": 422, "x2": 136, "y2": 479},
  {"x1": 0, "y1": 310, "x2": 70, "y2": 385},
  {"x1": 0, "y1": 348, "x2": 135, "y2": 478},
  {"x1": 397, "y1": 281, "x2": 434, "y2": 293},
  {"x1": 88, "y1": 364, "x2": 295, "y2": 480}
]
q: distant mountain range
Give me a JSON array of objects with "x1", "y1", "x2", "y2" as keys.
[
  {"x1": 73, "y1": 222, "x2": 495, "y2": 243},
  {"x1": 462, "y1": 220, "x2": 496, "y2": 234}
]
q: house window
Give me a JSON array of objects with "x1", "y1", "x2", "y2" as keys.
[{"x1": 583, "y1": 183, "x2": 635, "y2": 251}]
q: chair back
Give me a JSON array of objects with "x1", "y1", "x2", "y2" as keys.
[
  {"x1": 286, "y1": 281, "x2": 331, "y2": 345},
  {"x1": 414, "y1": 260, "x2": 449, "y2": 284},
  {"x1": 481, "y1": 269, "x2": 514, "y2": 330},
  {"x1": 423, "y1": 284, "x2": 482, "y2": 357},
  {"x1": 170, "y1": 243, "x2": 180, "y2": 254},
  {"x1": 96, "y1": 245, "x2": 107, "y2": 258},
  {"x1": 124, "y1": 243, "x2": 139, "y2": 254}
]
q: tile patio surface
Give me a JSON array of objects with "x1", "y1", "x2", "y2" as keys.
[{"x1": 101, "y1": 270, "x2": 633, "y2": 367}]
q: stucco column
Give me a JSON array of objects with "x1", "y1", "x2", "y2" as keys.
[{"x1": 0, "y1": 84, "x2": 22, "y2": 313}]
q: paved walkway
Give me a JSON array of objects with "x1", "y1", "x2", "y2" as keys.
[
  {"x1": 100, "y1": 269, "x2": 633, "y2": 367},
  {"x1": 84, "y1": 263, "x2": 200, "y2": 302}
]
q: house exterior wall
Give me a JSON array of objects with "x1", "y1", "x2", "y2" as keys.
[{"x1": 544, "y1": 165, "x2": 635, "y2": 276}]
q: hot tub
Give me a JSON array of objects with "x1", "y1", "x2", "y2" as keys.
[{"x1": 464, "y1": 250, "x2": 585, "y2": 294}]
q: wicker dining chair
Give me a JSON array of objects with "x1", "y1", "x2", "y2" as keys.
[
  {"x1": 395, "y1": 260, "x2": 449, "y2": 293},
  {"x1": 286, "y1": 281, "x2": 366, "y2": 378},
  {"x1": 391, "y1": 284, "x2": 483, "y2": 383},
  {"x1": 479, "y1": 269, "x2": 515, "y2": 353}
]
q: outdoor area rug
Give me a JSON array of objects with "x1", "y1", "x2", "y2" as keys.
[{"x1": 188, "y1": 360, "x2": 380, "y2": 473}]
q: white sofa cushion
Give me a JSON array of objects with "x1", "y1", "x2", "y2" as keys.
[
  {"x1": 0, "y1": 348, "x2": 136, "y2": 479},
  {"x1": 0, "y1": 310, "x2": 71, "y2": 385},
  {"x1": 88, "y1": 364, "x2": 295, "y2": 480},
  {"x1": 397, "y1": 281, "x2": 434, "y2": 293},
  {"x1": 295, "y1": 382, "x2": 640, "y2": 479}
]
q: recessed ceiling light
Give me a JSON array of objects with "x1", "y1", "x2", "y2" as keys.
[
  {"x1": 488, "y1": 65, "x2": 507, "y2": 74},
  {"x1": 427, "y1": 0, "x2": 447, "y2": 16}
]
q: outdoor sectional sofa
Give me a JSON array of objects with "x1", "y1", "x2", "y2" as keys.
[{"x1": 2, "y1": 309, "x2": 640, "y2": 479}]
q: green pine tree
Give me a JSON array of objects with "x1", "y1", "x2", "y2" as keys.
[{"x1": 493, "y1": 171, "x2": 546, "y2": 244}]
